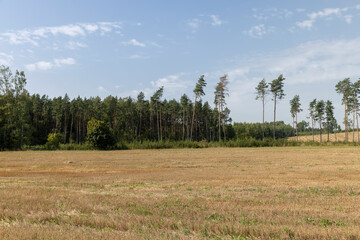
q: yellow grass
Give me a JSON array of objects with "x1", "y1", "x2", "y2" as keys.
[
  {"x1": 290, "y1": 131, "x2": 360, "y2": 142},
  {"x1": 1, "y1": 148, "x2": 360, "y2": 239}
]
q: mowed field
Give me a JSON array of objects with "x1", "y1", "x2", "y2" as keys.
[
  {"x1": 1, "y1": 148, "x2": 360, "y2": 239},
  {"x1": 290, "y1": 132, "x2": 360, "y2": 142}
]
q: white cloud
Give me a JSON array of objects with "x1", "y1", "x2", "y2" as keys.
[
  {"x1": 344, "y1": 15, "x2": 353, "y2": 24},
  {"x1": 0, "y1": 53, "x2": 14, "y2": 66},
  {"x1": 227, "y1": 38, "x2": 360, "y2": 85},
  {"x1": 296, "y1": 7, "x2": 355, "y2": 30},
  {"x1": 130, "y1": 54, "x2": 149, "y2": 59},
  {"x1": 253, "y1": 8, "x2": 293, "y2": 21},
  {"x1": 187, "y1": 18, "x2": 201, "y2": 32},
  {"x1": 66, "y1": 41, "x2": 87, "y2": 50},
  {"x1": 0, "y1": 21, "x2": 122, "y2": 46},
  {"x1": 244, "y1": 24, "x2": 273, "y2": 38},
  {"x1": 54, "y1": 58, "x2": 76, "y2": 66},
  {"x1": 98, "y1": 86, "x2": 108, "y2": 93},
  {"x1": 212, "y1": 37, "x2": 360, "y2": 123},
  {"x1": 149, "y1": 73, "x2": 192, "y2": 98},
  {"x1": 296, "y1": 20, "x2": 314, "y2": 30},
  {"x1": 209, "y1": 15, "x2": 223, "y2": 26},
  {"x1": 25, "y1": 57, "x2": 75, "y2": 71},
  {"x1": 122, "y1": 39, "x2": 146, "y2": 47}
]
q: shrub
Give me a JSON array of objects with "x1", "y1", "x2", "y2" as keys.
[
  {"x1": 45, "y1": 133, "x2": 62, "y2": 150},
  {"x1": 86, "y1": 118, "x2": 116, "y2": 150}
]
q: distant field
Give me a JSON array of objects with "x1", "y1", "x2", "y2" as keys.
[
  {"x1": 1, "y1": 148, "x2": 360, "y2": 239},
  {"x1": 290, "y1": 131, "x2": 360, "y2": 142}
]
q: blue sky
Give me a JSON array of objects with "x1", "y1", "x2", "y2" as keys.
[{"x1": 1, "y1": 0, "x2": 360, "y2": 126}]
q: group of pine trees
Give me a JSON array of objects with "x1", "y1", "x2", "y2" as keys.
[
  {"x1": 2, "y1": 63, "x2": 359, "y2": 149},
  {"x1": 255, "y1": 75, "x2": 360, "y2": 143},
  {"x1": 0, "y1": 65, "x2": 234, "y2": 149}
]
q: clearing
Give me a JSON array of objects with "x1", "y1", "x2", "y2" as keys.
[{"x1": 0, "y1": 148, "x2": 360, "y2": 239}]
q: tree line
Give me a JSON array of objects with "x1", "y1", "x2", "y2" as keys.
[
  {"x1": 0, "y1": 66, "x2": 235, "y2": 149},
  {"x1": 255, "y1": 75, "x2": 360, "y2": 143},
  {"x1": 2, "y1": 63, "x2": 357, "y2": 150}
]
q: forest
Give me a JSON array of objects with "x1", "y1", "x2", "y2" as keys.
[{"x1": 0, "y1": 65, "x2": 356, "y2": 150}]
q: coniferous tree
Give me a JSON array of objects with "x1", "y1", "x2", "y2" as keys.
[
  {"x1": 308, "y1": 99, "x2": 317, "y2": 141},
  {"x1": 352, "y1": 80, "x2": 360, "y2": 142},
  {"x1": 255, "y1": 78, "x2": 269, "y2": 140},
  {"x1": 270, "y1": 74, "x2": 285, "y2": 140},
  {"x1": 315, "y1": 100, "x2": 325, "y2": 142},
  {"x1": 214, "y1": 74, "x2": 229, "y2": 141},
  {"x1": 289, "y1": 95, "x2": 302, "y2": 141},
  {"x1": 335, "y1": 78, "x2": 351, "y2": 142},
  {"x1": 191, "y1": 75, "x2": 206, "y2": 141},
  {"x1": 325, "y1": 100, "x2": 335, "y2": 142}
]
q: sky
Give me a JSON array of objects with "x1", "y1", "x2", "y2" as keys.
[{"x1": 1, "y1": 0, "x2": 360, "y2": 126}]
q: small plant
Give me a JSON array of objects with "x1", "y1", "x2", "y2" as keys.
[
  {"x1": 45, "y1": 132, "x2": 62, "y2": 150},
  {"x1": 283, "y1": 227, "x2": 295, "y2": 239},
  {"x1": 205, "y1": 213, "x2": 225, "y2": 221},
  {"x1": 86, "y1": 118, "x2": 115, "y2": 150}
]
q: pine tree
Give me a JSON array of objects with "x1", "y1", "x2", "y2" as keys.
[
  {"x1": 270, "y1": 74, "x2": 285, "y2": 140},
  {"x1": 255, "y1": 78, "x2": 269, "y2": 140},
  {"x1": 191, "y1": 75, "x2": 206, "y2": 141}
]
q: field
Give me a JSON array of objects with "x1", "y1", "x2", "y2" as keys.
[
  {"x1": 290, "y1": 131, "x2": 360, "y2": 142},
  {"x1": 1, "y1": 148, "x2": 360, "y2": 239}
]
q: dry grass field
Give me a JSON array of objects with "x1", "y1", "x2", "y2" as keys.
[
  {"x1": 290, "y1": 131, "x2": 360, "y2": 142},
  {"x1": 1, "y1": 148, "x2": 360, "y2": 239}
]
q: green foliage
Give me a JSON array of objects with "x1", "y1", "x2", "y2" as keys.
[
  {"x1": 193, "y1": 75, "x2": 207, "y2": 97},
  {"x1": 255, "y1": 78, "x2": 269, "y2": 100},
  {"x1": 270, "y1": 74, "x2": 285, "y2": 100},
  {"x1": 233, "y1": 121, "x2": 293, "y2": 140},
  {"x1": 86, "y1": 118, "x2": 115, "y2": 150},
  {"x1": 290, "y1": 95, "x2": 302, "y2": 117},
  {"x1": 45, "y1": 133, "x2": 63, "y2": 150}
]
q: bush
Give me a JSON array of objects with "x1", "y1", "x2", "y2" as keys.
[
  {"x1": 45, "y1": 133, "x2": 63, "y2": 150},
  {"x1": 86, "y1": 118, "x2": 116, "y2": 150}
]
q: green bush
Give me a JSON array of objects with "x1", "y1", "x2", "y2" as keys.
[
  {"x1": 86, "y1": 118, "x2": 116, "y2": 150},
  {"x1": 45, "y1": 133, "x2": 63, "y2": 150}
]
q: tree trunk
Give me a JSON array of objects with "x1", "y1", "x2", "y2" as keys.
[
  {"x1": 273, "y1": 95, "x2": 276, "y2": 140},
  {"x1": 160, "y1": 105, "x2": 162, "y2": 141},
  {"x1": 182, "y1": 109, "x2": 185, "y2": 141},
  {"x1": 262, "y1": 95, "x2": 265, "y2": 140},
  {"x1": 357, "y1": 101, "x2": 359, "y2": 143},
  {"x1": 312, "y1": 117, "x2": 314, "y2": 141},
  {"x1": 63, "y1": 112, "x2": 67, "y2": 144},
  {"x1": 327, "y1": 120, "x2": 330, "y2": 142},
  {"x1": 222, "y1": 99, "x2": 226, "y2": 141},
  {"x1": 190, "y1": 96, "x2": 197, "y2": 141},
  {"x1": 69, "y1": 112, "x2": 73, "y2": 143},
  {"x1": 345, "y1": 97, "x2": 348, "y2": 142},
  {"x1": 296, "y1": 113, "x2": 298, "y2": 141},
  {"x1": 353, "y1": 108, "x2": 355, "y2": 142},
  {"x1": 139, "y1": 111, "x2": 142, "y2": 141},
  {"x1": 218, "y1": 103, "x2": 221, "y2": 141},
  {"x1": 319, "y1": 119, "x2": 322, "y2": 143},
  {"x1": 156, "y1": 107, "x2": 160, "y2": 141},
  {"x1": 186, "y1": 112, "x2": 189, "y2": 140}
]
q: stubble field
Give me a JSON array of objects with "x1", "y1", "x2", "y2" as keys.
[{"x1": 1, "y1": 147, "x2": 360, "y2": 239}]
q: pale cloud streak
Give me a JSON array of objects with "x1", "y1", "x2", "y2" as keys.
[
  {"x1": 252, "y1": 8, "x2": 293, "y2": 21},
  {"x1": 122, "y1": 39, "x2": 146, "y2": 47},
  {"x1": 186, "y1": 15, "x2": 224, "y2": 32},
  {"x1": 244, "y1": 24, "x2": 274, "y2": 38},
  {"x1": 0, "y1": 53, "x2": 14, "y2": 66},
  {"x1": 209, "y1": 15, "x2": 223, "y2": 26},
  {"x1": 25, "y1": 58, "x2": 75, "y2": 71},
  {"x1": 0, "y1": 22, "x2": 122, "y2": 46},
  {"x1": 296, "y1": 7, "x2": 356, "y2": 30},
  {"x1": 66, "y1": 41, "x2": 87, "y2": 50}
]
